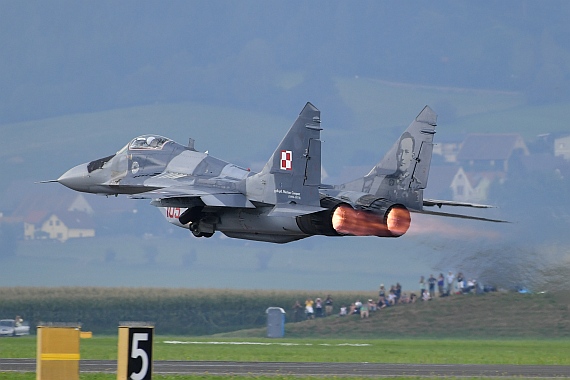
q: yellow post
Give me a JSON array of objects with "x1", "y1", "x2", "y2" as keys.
[
  {"x1": 117, "y1": 323, "x2": 154, "y2": 380},
  {"x1": 117, "y1": 326, "x2": 129, "y2": 380},
  {"x1": 36, "y1": 324, "x2": 81, "y2": 380}
]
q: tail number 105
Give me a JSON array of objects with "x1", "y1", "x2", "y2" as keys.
[{"x1": 166, "y1": 207, "x2": 181, "y2": 218}]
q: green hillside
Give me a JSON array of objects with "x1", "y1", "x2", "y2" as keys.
[
  {"x1": 1, "y1": 287, "x2": 568, "y2": 338},
  {"x1": 4, "y1": 234, "x2": 436, "y2": 292},
  {"x1": 3, "y1": 78, "x2": 569, "y2": 194},
  {"x1": 223, "y1": 291, "x2": 570, "y2": 339},
  {"x1": 0, "y1": 103, "x2": 290, "y2": 191},
  {"x1": 335, "y1": 76, "x2": 569, "y2": 138}
]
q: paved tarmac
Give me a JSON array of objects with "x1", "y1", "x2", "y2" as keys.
[{"x1": 2, "y1": 358, "x2": 570, "y2": 377}]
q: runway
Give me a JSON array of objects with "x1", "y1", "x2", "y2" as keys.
[{"x1": 2, "y1": 358, "x2": 570, "y2": 377}]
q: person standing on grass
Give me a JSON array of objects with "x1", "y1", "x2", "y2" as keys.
[
  {"x1": 437, "y1": 273, "x2": 445, "y2": 297},
  {"x1": 419, "y1": 276, "x2": 426, "y2": 297},
  {"x1": 395, "y1": 283, "x2": 402, "y2": 304},
  {"x1": 447, "y1": 271, "x2": 455, "y2": 296},
  {"x1": 360, "y1": 301, "x2": 369, "y2": 319},
  {"x1": 305, "y1": 298, "x2": 314, "y2": 319},
  {"x1": 457, "y1": 272, "x2": 464, "y2": 291},
  {"x1": 379, "y1": 284, "x2": 386, "y2": 299},
  {"x1": 428, "y1": 274, "x2": 436, "y2": 298},
  {"x1": 325, "y1": 295, "x2": 333, "y2": 316},
  {"x1": 315, "y1": 297, "x2": 323, "y2": 317},
  {"x1": 292, "y1": 300, "x2": 304, "y2": 322}
]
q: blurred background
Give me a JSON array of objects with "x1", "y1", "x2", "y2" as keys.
[{"x1": 1, "y1": 1, "x2": 569, "y2": 292}]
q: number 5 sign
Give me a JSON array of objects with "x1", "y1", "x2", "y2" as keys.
[{"x1": 117, "y1": 325, "x2": 154, "y2": 380}]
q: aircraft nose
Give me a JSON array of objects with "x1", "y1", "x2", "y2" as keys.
[{"x1": 57, "y1": 163, "x2": 90, "y2": 192}]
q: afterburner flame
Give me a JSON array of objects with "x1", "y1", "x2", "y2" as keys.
[
  {"x1": 332, "y1": 205, "x2": 410, "y2": 237},
  {"x1": 386, "y1": 206, "x2": 412, "y2": 236}
]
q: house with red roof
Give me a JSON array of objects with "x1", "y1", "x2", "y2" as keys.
[
  {"x1": 18, "y1": 193, "x2": 96, "y2": 242},
  {"x1": 456, "y1": 133, "x2": 529, "y2": 172},
  {"x1": 428, "y1": 133, "x2": 529, "y2": 203},
  {"x1": 30, "y1": 210, "x2": 95, "y2": 242}
]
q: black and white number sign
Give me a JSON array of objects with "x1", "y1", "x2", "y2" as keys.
[{"x1": 127, "y1": 327, "x2": 153, "y2": 380}]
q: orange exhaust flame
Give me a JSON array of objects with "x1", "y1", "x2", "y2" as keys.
[{"x1": 332, "y1": 205, "x2": 411, "y2": 237}]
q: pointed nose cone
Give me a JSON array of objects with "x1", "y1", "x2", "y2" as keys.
[{"x1": 58, "y1": 163, "x2": 90, "y2": 192}]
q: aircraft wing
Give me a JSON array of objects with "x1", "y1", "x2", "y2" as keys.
[{"x1": 131, "y1": 187, "x2": 255, "y2": 208}]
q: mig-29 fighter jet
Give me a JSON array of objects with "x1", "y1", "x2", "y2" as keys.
[{"x1": 50, "y1": 103, "x2": 503, "y2": 243}]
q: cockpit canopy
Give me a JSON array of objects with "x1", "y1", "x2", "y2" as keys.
[{"x1": 129, "y1": 135, "x2": 171, "y2": 150}]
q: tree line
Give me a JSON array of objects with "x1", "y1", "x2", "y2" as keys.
[{"x1": 0, "y1": 287, "x2": 372, "y2": 335}]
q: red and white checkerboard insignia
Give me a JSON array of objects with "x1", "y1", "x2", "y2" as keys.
[{"x1": 280, "y1": 150, "x2": 292, "y2": 171}]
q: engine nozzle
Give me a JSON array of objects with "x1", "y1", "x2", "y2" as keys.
[{"x1": 331, "y1": 204, "x2": 410, "y2": 237}]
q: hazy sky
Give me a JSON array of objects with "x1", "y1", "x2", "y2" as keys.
[{"x1": 2, "y1": 1, "x2": 570, "y2": 124}]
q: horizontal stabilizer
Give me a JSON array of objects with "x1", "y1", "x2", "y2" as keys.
[
  {"x1": 415, "y1": 209, "x2": 508, "y2": 223},
  {"x1": 423, "y1": 199, "x2": 496, "y2": 209}
]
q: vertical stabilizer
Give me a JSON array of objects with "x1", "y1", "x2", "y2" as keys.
[
  {"x1": 338, "y1": 106, "x2": 437, "y2": 211},
  {"x1": 246, "y1": 102, "x2": 323, "y2": 210}
]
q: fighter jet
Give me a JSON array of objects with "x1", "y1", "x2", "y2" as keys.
[{"x1": 50, "y1": 103, "x2": 504, "y2": 243}]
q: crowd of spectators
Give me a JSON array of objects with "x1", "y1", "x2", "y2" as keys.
[
  {"x1": 292, "y1": 295, "x2": 335, "y2": 322},
  {"x1": 292, "y1": 271, "x2": 489, "y2": 321}
]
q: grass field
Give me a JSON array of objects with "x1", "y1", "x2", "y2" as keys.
[
  {"x1": 4, "y1": 375, "x2": 368, "y2": 380},
  {"x1": 3, "y1": 291, "x2": 568, "y2": 379},
  {"x1": 1, "y1": 336, "x2": 569, "y2": 379},
  {"x1": 2, "y1": 335, "x2": 569, "y2": 365},
  {"x1": 0, "y1": 374, "x2": 453, "y2": 380},
  {"x1": 0, "y1": 375, "x2": 550, "y2": 380}
]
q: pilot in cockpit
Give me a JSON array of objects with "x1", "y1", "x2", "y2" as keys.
[
  {"x1": 147, "y1": 136, "x2": 158, "y2": 148},
  {"x1": 131, "y1": 137, "x2": 147, "y2": 149},
  {"x1": 130, "y1": 135, "x2": 168, "y2": 150}
]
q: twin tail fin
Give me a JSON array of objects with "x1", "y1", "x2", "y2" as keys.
[
  {"x1": 246, "y1": 102, "x2": 323, "y2": 214},
  {"x1": 339, "y1": 106, "x2": 437, "y2": 211}
]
